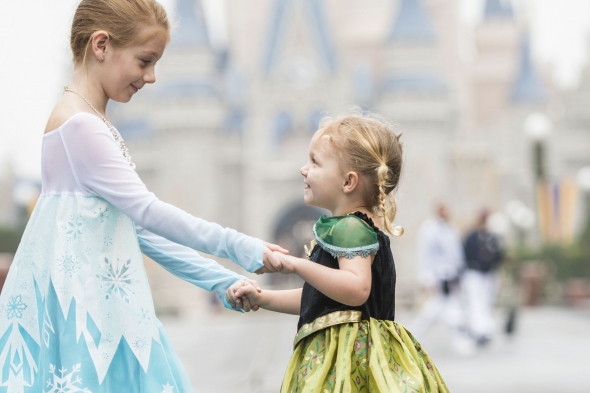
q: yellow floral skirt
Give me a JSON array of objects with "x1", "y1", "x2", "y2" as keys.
[{"x1": 281, "y1": 318, "x2": 449, "y2": 393}]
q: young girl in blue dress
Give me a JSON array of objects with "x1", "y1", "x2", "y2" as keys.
[
  {"x1": 228, "y1": 114, "x2": 449, "y2": 392},
  {"x1": 0, "y1": 1, "x2": 284, "y2": 392}
]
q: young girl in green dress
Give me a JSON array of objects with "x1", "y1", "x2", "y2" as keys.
[{"x1": 228, "y1": 114, "x2": 449, "y2": 392}]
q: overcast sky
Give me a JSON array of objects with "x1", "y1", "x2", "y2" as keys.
[{"x1": 1, "y1": 0, "x2": 590, "y2": 180}]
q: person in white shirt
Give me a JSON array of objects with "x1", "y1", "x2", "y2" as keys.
[{"x1": 409, "y1": 203, "x2": 472, "y2": 354}]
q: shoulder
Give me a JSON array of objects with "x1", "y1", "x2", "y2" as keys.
[
  {"x1": 314, "y1": 214, "x2": 379, "y2": 259},
  {"x1": 45, "y1": 97, "x2": 106, "y2": 134}
]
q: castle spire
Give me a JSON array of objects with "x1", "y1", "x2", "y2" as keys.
[
  {"x1": 171, "y1": 0, "x2": 210, "y2": 48},
  {"x1": 484, "y1": 0, "x2": 514, "y2": 20},
  {"x1": 388, "y1": 0, "x2": 435, "y2": 42},
  {"x1": 511, "y1": 33, "x2": 547, "y2": 103},
  {"x1": 263, "y1": 0, "x2": 336, "y2": 75}
]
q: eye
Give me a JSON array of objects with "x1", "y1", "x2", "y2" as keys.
[{"x1": 140, "y1": 59, "x2": 151, "y2": 66}]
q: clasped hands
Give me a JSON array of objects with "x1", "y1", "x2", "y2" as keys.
[{"x1": 227, "y1": 245, "x2": 295, "y2": 312}]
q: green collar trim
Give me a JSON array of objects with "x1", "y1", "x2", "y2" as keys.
[{"x1": 313, "y1": 214, "x2": 379, "y2": 259}]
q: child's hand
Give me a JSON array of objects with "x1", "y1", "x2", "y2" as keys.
[
  {"x1": 232, "y1": 280, "x2": 265, "y2": 308},
  {"x1": 256, "y1": 242, "x2": 289, "y2": 274},
  {"x1": 273, "y1": 251, "x2": 297, "y2": 274},
  {"x1": 226, "y1": 279, "x2": 262, "y2": 312}
]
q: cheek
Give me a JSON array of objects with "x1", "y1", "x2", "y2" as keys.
[{"x1": 113, "y1": 56, "x2": 139, "y2": 82}]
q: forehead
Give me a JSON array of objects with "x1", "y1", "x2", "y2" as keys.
[
  {"x1": 131, "y1": 26, "x2": 168, "y2": 55},
  {"x1": 310, "y1": 130, "x2": 333, "y2": 151}
]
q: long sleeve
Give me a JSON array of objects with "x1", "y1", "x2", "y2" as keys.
[
  {"x1": 136, "y1": 225, "x2": 245, "y2": 311},
  {"x1": 59, "y1": 112, "x2": 263, "y2": 273}
]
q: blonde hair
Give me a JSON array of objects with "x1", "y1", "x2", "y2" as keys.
[
  {"x1": 71, "y1": 0, "x2": 170, "y2": 64},
  {"x1": 319, "y1": 112, "x2": 403, "y2": 235}
]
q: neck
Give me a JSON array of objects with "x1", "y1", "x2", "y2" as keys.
[
  {"x1": 332, "y1": 203, "x2": 376, "y2": 221},
  {"x1": 68, "y1": 67, "x2": 109, "y2": 115}
]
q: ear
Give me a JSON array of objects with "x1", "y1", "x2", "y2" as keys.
[
  {"x1": 90, "y1": 30, "x2": 111, "y2": 61},
  {"x1": 342, "y1": 171, "x2": 360, "y2": 194}
]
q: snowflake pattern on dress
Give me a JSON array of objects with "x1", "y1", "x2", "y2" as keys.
[
  {"x1": 6, "y1": 295, "x2": 27, "y2": 319},
  {"x1": 137, "y1": 308, "x2": 151, "y2": 325},
  {"x1": 132, "y1": 337, "x2": 148, "y2": 352},
  {"x1": 85, "y1": 246, "x2": 93, "y2": 257},
  {"x1": 94, "y1": 206, "x2": 110, "y2": 223},
  {"x1": 95, "y1": 258, "x2": 139, "y2": 303},
  {"x1": 58, "y1": 253, "x2": 79, "y2": 277},
  {"x1": 161, "y1": 383, "x2": 175, "y2": 393},
  {"x1": 45, "y1": 363, "x2": 91, "y2": 393},
  {"x1": 17, "y1": 240, "x2": 36, "y2": 267},
  {"x1": 103, "y1": 236, "x2": 113, "y2": 247},
  {"x1": 63, "y1": 215, "x2": 84, "y2": 242}
]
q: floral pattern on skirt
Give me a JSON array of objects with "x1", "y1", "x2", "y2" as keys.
[{"x1": 281, "y1": 318, "x2": 449, "y2": 393}]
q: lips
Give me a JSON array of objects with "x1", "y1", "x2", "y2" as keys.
[{"x1": 131, "y1": 84, "x2": 140, "y2": 93}]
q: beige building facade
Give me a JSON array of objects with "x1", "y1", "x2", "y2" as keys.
[{"x1": 107, "y1": 0, "x2": 590, "y2": 314}]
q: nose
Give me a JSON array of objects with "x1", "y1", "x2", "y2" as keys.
[
  {"x1": 144, "y1": 68, "x2": 156, "y2": 84},
  {"x1": 300, "y1": 164, "x2": 308, "y2": 177}
]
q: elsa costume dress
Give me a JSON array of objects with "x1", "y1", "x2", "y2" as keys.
[{"x1": 0, "y1": 113, "x2": 263, "y2": 393}]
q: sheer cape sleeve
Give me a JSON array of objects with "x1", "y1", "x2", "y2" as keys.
[
  {"x1": 313, "y1": 214, "x2": 379, "y2": 259},
  {"x1": 59, "y1": 113, "x2": 263, "y2": 273}
]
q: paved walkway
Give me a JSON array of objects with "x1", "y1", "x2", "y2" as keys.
[{"x1": 161, "y1": 307, "x2": 590, "y2": 392}]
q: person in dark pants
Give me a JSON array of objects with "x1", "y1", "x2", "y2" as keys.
[{"x1": 463, "y1": 208, "x2": 504, "y2": 346}]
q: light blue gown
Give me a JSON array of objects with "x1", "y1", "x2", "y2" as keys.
[{"x1": 0, "y1": 113, "x2": 263, "y2": 393}]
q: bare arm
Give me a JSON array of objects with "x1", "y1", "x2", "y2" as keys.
[
  {"x1": 277, "y1": 253, "x2": 373, "y2": 307},
  {"x1": 229, "y1": 284, "x2": 302, "y2": 315}
]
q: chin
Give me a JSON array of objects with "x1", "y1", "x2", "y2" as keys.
[
  {"x1": 117, "y1": 95, "x2": 133, "y2": 103},
  {"x1": 109, "y1": 91, "x2": 134, "y2": 103}
]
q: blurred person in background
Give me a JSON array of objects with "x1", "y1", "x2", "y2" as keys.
[
  {"x1": 410, "y1": 202, "x2": 472, "y2": 355},
  {"x1": 463, "y1": 208, "x2": 504, "y2": 346}
]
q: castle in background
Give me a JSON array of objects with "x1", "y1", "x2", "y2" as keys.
[{"x1": 107, "y1": 0, "x2": 590, "y2": 315}]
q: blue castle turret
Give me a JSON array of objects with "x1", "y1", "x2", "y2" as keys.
[
  {"x1": 511, "y1": 33, "x2": 547, "y2": 103},
  {"x1": 484, "y1": 0, "x2": 514, "y2": 20},
  {"x1": 170, "y1": 0, "x2": 210, "y2": 48},
  {"x1": 382, "y1": 0, "x2": 445, "y2": 94},
  {"x1": 263, "y1": 0, "x2": 336, "y2": 76},
  {"x1": 389, "y1": 0, "x2": 435, "y2": 42}
]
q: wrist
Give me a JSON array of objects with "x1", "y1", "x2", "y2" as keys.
[{"x1": 255, "y1": 290, "x2": 270, "y2": 308}]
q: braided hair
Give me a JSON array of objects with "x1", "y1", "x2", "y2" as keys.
[{"x1": 318, "y1": 111, "x2": 403, "y2": 235}]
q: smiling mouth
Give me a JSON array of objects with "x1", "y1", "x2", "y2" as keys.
[{"x1": 131, "y1": 84, "x2": 140, "y2": 93}]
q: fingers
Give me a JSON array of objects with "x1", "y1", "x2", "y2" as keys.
[
  {"x1": 264, "y1": 241, "x2": 289, "y2": 254},
  {"x1": 234, "y1": 283, "x2": 256, "y2": 298},
  {"x1": 245, "y1": 279, "x2": 262, "y2": 292},
  {"x1": 241, "y1": 296, "x2": 252, "y2": 312},
  {"x1": 263, "y1": 247, "x2": 283, "y2": 272},
  {"x1": 225, "y1": 289, "x2": 237, "y2": 309},
  {"x1": 255, "y1": 267, "x2": 271, "y2": 275}
]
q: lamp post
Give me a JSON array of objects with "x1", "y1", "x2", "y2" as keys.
[
  {"x1": 576, "y1": 166, "x2": 590, "y2": 240},
  {"x1": 523, "y1": 112, "x2": 552, "y2": 181},
  {"x1": 523, "y1": 112, "x2": 552, "y2": 243}
]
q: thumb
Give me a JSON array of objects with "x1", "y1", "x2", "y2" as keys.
[{"x1": 264, "y1": 242, "x2": 289, "y2": 254}]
